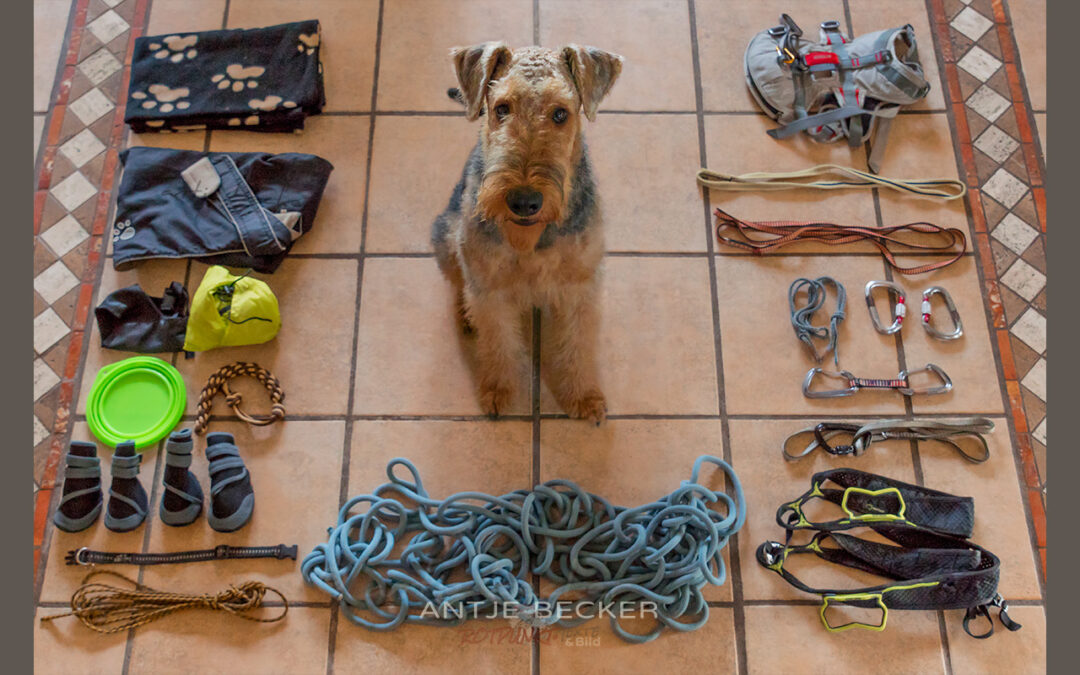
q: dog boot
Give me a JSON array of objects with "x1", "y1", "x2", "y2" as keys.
[
  {"x1": 159, "y1": 429, "x2": 203, "y2": 526},
  {"x1": 205, "y1": 433, "x2": 254, "y2": 532},
  {"x1": 52, "y1": 441, "x2": 103, "y2": 532},
  {"x1": 104, "y1": 441, "x2": 148, "y2": 532}
]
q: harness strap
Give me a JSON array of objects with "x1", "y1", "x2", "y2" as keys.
[
  {"x1": 697, "y1": 164, "x2": 966, "y2": 199},
  {"x1": 782, "y1": 418, "x2": 994, "y2": 463}
]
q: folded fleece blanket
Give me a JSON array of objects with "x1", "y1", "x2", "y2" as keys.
[{"x1": 125, "y1": 20, "x2": 325, "y2": 133}]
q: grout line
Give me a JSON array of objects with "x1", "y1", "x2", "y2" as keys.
[
  {"x1": 937, "y1": 611, "x2": 956, "y2": 675},
  {"x1": 686, "y1": 3, "x2": 747, "y2": 674},
  {"x1": 288, "y1": 250, "x2": 978, "y2": 260}
]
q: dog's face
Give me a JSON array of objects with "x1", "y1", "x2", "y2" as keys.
[{"x1": 451, "y1": 43, "x2": 622, "y2": 252}]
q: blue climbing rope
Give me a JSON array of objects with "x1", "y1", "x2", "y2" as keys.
[
  {"x1": 789, "y1": 276, "x2": 847, "y2": 366},
  {"x1": 301, "y1": 456, "x2": 745, "y2": 644}
]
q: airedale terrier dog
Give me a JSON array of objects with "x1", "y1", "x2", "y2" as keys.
[{"x1": 432, "y1": 42, "x2": 623, "y2": 424}]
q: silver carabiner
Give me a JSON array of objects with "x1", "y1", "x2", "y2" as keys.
[
  {"x1": 803, "y1": 368, "x2": 858, "y2": 398},
  {"x1": 921, "y1": 286, "x2": 963, "y2": 340},
  {"x1": 897, "y1": 363, "x2": 953, "y2": 396},
  {"x1": 865, "y1": 281, "x2": 907, "y2": 335}
]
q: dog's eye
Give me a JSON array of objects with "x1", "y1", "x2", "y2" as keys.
[
  {"x1": 552, "y1": 107, "x2": 569, "y2": 124},
  {"x1": 494, "y1": 104, "x2": 510, "y2": 120}
]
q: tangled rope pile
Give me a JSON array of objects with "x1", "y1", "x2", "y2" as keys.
[
  {"x1": 40, "y1": 570, "x2": 287, "y2": 633},
  {"x1": 302, "y1": 456, "x2": 745, "y2": 643},
  {"x1": 194, "y1": 361, "x2": 285, "y2": 434},
  {"x1": 789, "y1": 277, "x2": 846, "y2": 366}
]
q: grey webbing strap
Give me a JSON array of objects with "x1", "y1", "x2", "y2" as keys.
[
  {"x1": 874, "y1": 26, "x2": 930, "y2": 101},
  {"x1": 767, "y1": 104, "x2": 894, "y2": 140},
  {"x1": 110, "y1": 454, "x2": 142, "y2": 479},
  {"x1": 64, "y1": 467, "x2": 101, "y2": 479},
  {"x1": 827, "y1": 30, "x2": 863, "y2": 150},
  {"x1": 58, "y1": 486, "x2": 101, "y2": 506},
  {"x1": 108, "y1": 490, "x2": 146, "y2": 516},
  {"x1": 782, "y1": 417, "x2": 993, "y2": 462},
  {"x1": 166, "y1": 450, "x2": 193, "y2": 469},
  {"x1": 164, "y1": 482, "x2": 202, "y2": 504},
  {"x1": 207, "y1": 444, "x2": 248, "y2": 496},
  {"x1": 867, "y1": 112, "x2": 896, "y2": 174}
]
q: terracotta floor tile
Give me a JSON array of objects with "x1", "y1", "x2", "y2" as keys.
[
  {"x1": 334, "y1": 619, "x2": 530, "y2": 675},
  {"x1": 696, "y1": 0, "x2": 846, "y2": 112},
  {"x1": 128, "y1": 607, "x2": 330, "y2": 675},
  {"x1": 945, "y1": 605, "x2": 1045, "y2": 674},
  {"x1": 34, "y1": 0, "x2": 72, "y2": 113},
  {"x1": 904, "y1": 256, "x2": 1005, "y2": 414},
  {"x1": 589, "y1": 113, "x2": 707, "y2": 252},
  {"x1": 76, "y1": 259, "x2": 189, "y2": 415},
  {"x1": 354, "y1": 258, "x2": 530, "y2": 416},
  {"x1": 540, "y1": 256, "x2": 718, "y2": 415},
  {"x1": 729, "y1": 419, "x2": 917, "y2": 601},
  {"x1": 227, "y1": 0, "x2": 379, "y2": 113},
  {"x1": 703, "y1": 115, "x2": 880, "y2": 246},
  {"x1": 34, "y1": 606, "x2": 128, "y2": 675},
  {"x1": 540, "y1": 0, "x2": 696, "y2": 112},
  {"x1": 142, "y1": 421, "x2": 345, "y2": 602},
  {"x1": 39, "y1": 424, "x2": 160, "y2": 602},
  {"x1": 1008, "y1": 0, "x2": 1046, "y2": 111},
  {"x1": 208, "y1": 115, "x2": 369, "y2": 255},
  {"x1": 539, "y1": 607, "x2": 736, "y2": 674},
  {"x1": 175, "y1": 259, "x2": 357, "y2": 416},
  {"x1": 365, "y1": 116, "x2": 477, "y2": 253},
  {"x1": 349, "y1": 420, "x2": 532, "y2": 499},
  {"x1": 920, "y1": 424, "x2": 1042, "y2": 600},
  {"x1": 874, "y1": 113, "x2": 969, "y2": 234},
  {"x1": 1034, "y1": 112, "x2": 1046, "y2": 161},
  {"x1": 540, "y1": 419, "x2": 733, "y2": 601},
  {"x1": 126, "y1": 129, "x2": 207, "y2": 151},
  {"x1": 715, "y1": 255, "x2": 909, "y2": 415},
  {"x1": 146, "y1": 0, "x2": 226, "y2": 35},
  {"x1": 848, "y1": 0, "x2": 947, "y2": 110},
  {"x1": 376, "y1": 0, "x2": 533, "y2": 112},
  {"x1": 744, "y1": 605, "x2": 945, "y2": 674}
]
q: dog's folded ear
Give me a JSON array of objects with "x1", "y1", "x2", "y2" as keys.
[
  {"x1": 450, "y1": 42, "x2": 513, "y2": 121},
  {"x1": 561, "y1": 45, "x2": 624, "y2": 121}
]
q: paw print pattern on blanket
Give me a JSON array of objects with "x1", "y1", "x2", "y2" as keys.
[
  {"x1": 298, "y1": 32, "x2": 319, "y2": 55},
  {"x1": 130, "y1": 84, "x2": 191, "y2": 113},
  {"x1": 212, "y1": 64, "x2": 265, "y2": 92},
  {"x1": 112, "y1": 219, "x2": 135, "y2": 242},
  {"x1": 149, "y1": 35, "x2": 198, "y2": 62},
  {"x1": 227, "y1": 115, "x2": 262, "y2": 127},
  {"x1": 248, "y1": 95, "x2": 299, "y2": 112}
]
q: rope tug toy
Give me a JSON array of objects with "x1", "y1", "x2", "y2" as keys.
[
  {"x1": 40, "y1": 569, "x2": 288, "y2": 633},
  {"x1": 194, "y1": 361, "x2": 285, "y2": 434},
  {"x1": 302, "y1": 456, "x2": 746, "y2": 644}
]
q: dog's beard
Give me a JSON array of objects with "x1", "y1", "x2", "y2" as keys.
[{"x1": 476, "y1": 169, "x2": 567, "y2": 253}]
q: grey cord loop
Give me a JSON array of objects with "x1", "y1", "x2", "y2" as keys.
[
  {"x1": 789, "y1": 277, "x2": 846, "y2": 366},
  {"x1": 782, "y1": 417, "x2": 994, "y2": 463},
  {"x1": 302, "y1": 457, "x2": 746, "y2": 644}
]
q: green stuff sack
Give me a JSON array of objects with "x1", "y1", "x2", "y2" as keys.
[{"x1": 183, "y1": 266, "x2": 281, "y2": 352}]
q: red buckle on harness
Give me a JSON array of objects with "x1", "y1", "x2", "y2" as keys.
[{"x1": 804, "y1": 51, "x2": 839, "y2": 67}]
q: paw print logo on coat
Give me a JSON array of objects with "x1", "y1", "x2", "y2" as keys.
[
  {"x1": 130, "y1": 84, "x2": 191, "y2": 113},
  {"x1": 149, "y1": 35, "x2": 198, "y2": 62},
  {"x1": 112, "y1": 219, "x2": 135, "y2": 242},
  {"x1": 212, "y1": 64, "x2": 265, "y2": 92},
  {"x1": 297, "y1": 32, "x2": 319, "y2": 55},
  {"x1": 248, "y1": 96, "x2": 299, "y2": 112}
]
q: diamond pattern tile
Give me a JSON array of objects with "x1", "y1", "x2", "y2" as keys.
[
  {"x1": 974, "y1": 125, "x2": 1020, "y2": 164},
  {"x1": 33, "y1": 307, "x2": 70, "y2": 354},
  {"x1": 58, "y1": 128, "x2": 106, "y2": 169},
  {"x1": 88, "y1": 9, "x2": 129, "y2": 44},
  {"x1": 1033, "y1": 417, "x2": 1047, "y2": 446},
  {"x1": 78, "y1": 48, "x2": 122, "y2": 86},
  {"x1": 33, "y1": 358, "x2": 59, "y2": 401},
  {"x1": 1022, "y1": 358, "x2": 1047, "y2": 401},
  {"x1": 49, "y1": 171, "x2": 97, "y2": 211},
  {"x1": 983, "y1": 168, "x2": 1029, "y2": 209},
  {"x1": 39, "y1": 215, "x2": 89, "y2": 257},
  {"x1": 1000, "y1": 258, "x2": 1046, "y2": 302},
  {"x1": 957, "y1": 45, "x2": 1002, "y2": 82},
  {"x1": 33, "y1": 415, "x2": 49, "y2": 447},
  {"x1": 992, "y1": 212, "x2": 1039, "y2": 255},
  {"x1": 951, "y1": 6, "x2": 994, "y2": 41},
  {"x1": 967, "y1": 84, "x2": 1012, "y2": 122},
  {"x1": 68, "y1": 87, "x2": 115, "y2": 126},
  {"x1": 33, "y1": 261, "x2": 80, "y2": 305},
  {"x1": 1012, "y1": 308, "x2": 1047, "y2": 354}
]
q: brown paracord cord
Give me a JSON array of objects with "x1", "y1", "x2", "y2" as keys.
[
  {"x1": 194, "y1": 361, "x2": 285, "y2": 434},
  {"x1": 39, "y1": 570, "x2": 287, "y2": 634},
  {"x1": 713, "y1": 207, "x2": 967, "y2": 275}
]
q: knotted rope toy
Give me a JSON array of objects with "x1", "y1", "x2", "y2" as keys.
[
  {"x1": 40, "y1": 569, "x2": 287, "y2": 633},
  {"x1": 302, "y1": 456, "x2": 745, "y2": 644},
  {"x1": 194, "y1": 361, "x2": 285, "y2": 434}
]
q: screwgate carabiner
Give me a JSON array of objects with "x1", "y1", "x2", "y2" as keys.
[
  {"x1": 921, "y1": 286, "x2": 963, "y2": 340},
  {"x1": 865, "y1": 281, "x2": 906, "y2": 335}
]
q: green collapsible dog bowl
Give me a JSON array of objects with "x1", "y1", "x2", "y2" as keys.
[{"x1": 86, "y1": 356, "x2": 186, "y2": 450}]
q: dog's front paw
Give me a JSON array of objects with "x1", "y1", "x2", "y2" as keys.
[
  {"x1": 566, "y1": 389, "x2": 607, "y2": 426},
  {"x1": 479, "y1": 384, "x2": 514, "y2": 419}
]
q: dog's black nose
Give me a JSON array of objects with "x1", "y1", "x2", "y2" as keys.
[{"x1": 506, "y1": 187, "x2": 543, "y2": 219}]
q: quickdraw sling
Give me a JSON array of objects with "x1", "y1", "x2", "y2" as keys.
[
  {"x1": 757, "y1": 468, "x2": 1022, "y2": 637},
  {"x1": 746, "y1": 14, "x2": 931, "y2": 173}
]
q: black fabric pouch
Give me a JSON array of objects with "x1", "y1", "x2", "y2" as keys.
[
  {"x1": 96, "y1": 282, "x2": 190, "y2": 353},
  {"x1": 113, "y1": 146, "x2": 333, "y2": 273},
  {"x1": 125, "y1": 20, "x2": 324, "y2": 133}
]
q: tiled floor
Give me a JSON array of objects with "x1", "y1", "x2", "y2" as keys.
[{"x1": 33, "y1": 0, "x2": 1046, "y2": 673}]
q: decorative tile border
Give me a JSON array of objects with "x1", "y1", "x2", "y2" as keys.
[
  {"x1": 32, "y1": 0, "x2": 151, "y2": 582},
  {"x1": 929, "y1": 0, "x2": 1046, "y2": 580}
]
